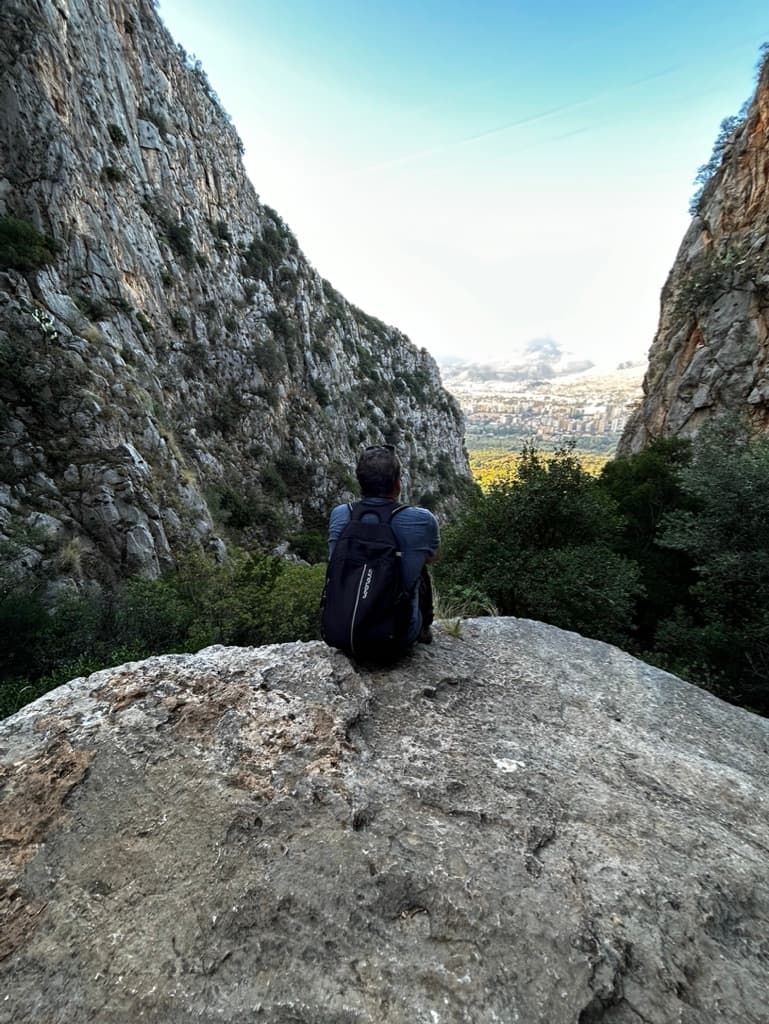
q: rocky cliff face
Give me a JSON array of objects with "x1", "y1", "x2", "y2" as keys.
[
  {"x1": 0, "y1": 0, "x2": 468, "y2": 584},
  {"x1": 2, "y1": 619, "x2": 769, "y2": 1023},
  {"x1": 620, "y1": 53, "x2": 769, "y2": 454}
]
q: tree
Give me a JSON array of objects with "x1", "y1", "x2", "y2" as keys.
[
  {"x1": 656, "y1": 416, "x2": 769, "y2": 712},
  {"x1": 598, "y1": 438, "x2": 697, "y2": 645},
  {"x1": 436, "y1": 444, "x2": 641, "y2": 644},
  {"x1": 688, "y1": 108, "x2": 748, "y2": 216}
]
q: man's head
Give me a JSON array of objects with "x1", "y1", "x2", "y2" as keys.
[{"x1": 356, "y1": 444, "x2": 402, "y2": 498}]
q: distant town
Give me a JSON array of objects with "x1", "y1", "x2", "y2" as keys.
[{"x1": 440, "y1": 361, "x2": 644, "y2": 454}]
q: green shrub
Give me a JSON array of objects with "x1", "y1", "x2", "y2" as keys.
[
  {"x1": 210, "y1": 219, "x2": 232, "y2": 243},
  {"x1": 266, "y1": 308, "x2": 298, "y2": 342},
  {"x1": 101, "y1": 164, "x2": 124, "y2": 183},
  {"x1": 142, "y1": 196, "x2": 196, "y2": 268},
  {"x1": 260, "y1": 462, "x2": 288, "y2": 498},
  {"x1": 0, "y1": 548, "x2": 325, "y2": 719},
  {"x1": 311, "y1": 378, "x2": 331, "y2": 405},
  {"x1": 170, "y1": 310, "x2": 188, "y2": 332},
  {"x1": 166, "y1": 221, "x2": 195, "y2": 266},
  {"x1": 242, "y1": 228, "x2": 285, "y2": 280},
  {"x1": 436, "y1": 443, "x2": 641, "y2": 644},
  {"x1": 75, "y1": 292, "x2": 110, "y2": 321},
  {"x1": 274, "y1": 450, "x2": 307, "y2": 500},
  {"x1": 673, "y1": 251, "x2": 741, "y2": 316},
  {"x1": 107, "y1": 123, "x2": 128, "y2": 146},
  {"x1": 289, "y1": 530, "x2": 327, "y2": 564},
  {"x1": 653, "y1": 416, "x2": 769, "y2": 712},
  {"x1": 597, "y1": 438, "x2": 696, "y2": 644},
  {"x1": 207, "y1": 485, "x2": 259, "y2": 531},
  {"x1": 136, "y1": 310, "x2": 153, "y2": 332},
  {"x1": 0, "y1": 216, "x2": 58, "y2": 271},
  {"x1": 254, "y1": 338, "x2": 286, "y2": 379}
]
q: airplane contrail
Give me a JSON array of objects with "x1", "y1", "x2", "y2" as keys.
[
  {"x1": 357, "y1": 30, "x2": 767, "y2": 176},
  {"x1": 359, "y1": 64, "x2": 684, "y2": 174}
]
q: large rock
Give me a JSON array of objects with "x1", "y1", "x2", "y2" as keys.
[{"x1": 2, "y1": 619, "x2": 768, "y2": 1023}]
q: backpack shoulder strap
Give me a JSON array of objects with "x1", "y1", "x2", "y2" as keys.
[
  {"x1": 348, "y1": 500, "x2": 368, "y2": 523},
  {"x1": 349, "y1": 499, "x2": 404, "y2": 523},
  {"x1": 388, "y1": 503, "x2": 409, "y2": 523}
]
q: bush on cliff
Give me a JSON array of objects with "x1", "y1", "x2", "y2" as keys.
[{"x1": 0, "y1": 216, "x2": 58, "y2": 271}]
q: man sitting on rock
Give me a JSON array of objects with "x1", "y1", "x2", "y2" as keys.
[{"x1": 322, "y1": 444, "x2": 439, "y2": 659}]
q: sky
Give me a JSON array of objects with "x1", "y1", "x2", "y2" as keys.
[{"x1": 157, "y1": 0, "x2": 768, "y2": 369}]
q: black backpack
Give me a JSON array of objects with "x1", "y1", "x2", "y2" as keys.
[{"x1": 321, "y1": 500, "x2": 411, "y2": 661}]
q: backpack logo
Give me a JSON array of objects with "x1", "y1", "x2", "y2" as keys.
[{"x1": 362, "y1": 567, "x2": 373, "y2": 600}]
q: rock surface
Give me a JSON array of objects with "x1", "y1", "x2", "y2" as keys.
[
  {"x1": 0, "y1": 0, "x2": 468, "y2": 583},
  {"x1": 620, "y1": 54, "x2": 769, "y2": 453},
  {"x1": 2, "y1": 618, "x2": 768, "y2": 1023}
]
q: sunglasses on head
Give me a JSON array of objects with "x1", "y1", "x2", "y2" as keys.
[{"x1": 365, "y1": 444, "x2": 396, "y2": 452}]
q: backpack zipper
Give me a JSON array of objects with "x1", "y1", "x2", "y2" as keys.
[{"x1": 350, "y1": 562, "x2": 368, "y2": 654}]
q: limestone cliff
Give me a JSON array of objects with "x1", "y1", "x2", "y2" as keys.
[
  {"x1": 2, "y1": 619, "x2": 768, "y2": 1022},
  {"x1": 620, "y1": 52, "x2": 769, "y2": 454},
  {"x1": 0, "y1": 0, "x2": 468, "y2": 584}
]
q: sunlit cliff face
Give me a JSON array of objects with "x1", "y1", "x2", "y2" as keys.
[{"x1": 620, "y1": 56, "x2": 769, "y2": 455}]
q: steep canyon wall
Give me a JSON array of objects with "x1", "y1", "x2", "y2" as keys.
[
  {"x1": 0, "y1": 0, "x2": 469, "y2": 584},
  {"x1": 620, "y1": 53, "x2": 769, "y2": 453}
]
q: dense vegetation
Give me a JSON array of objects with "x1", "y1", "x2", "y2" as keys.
[
  {"x1": 0, "y1": 550, "x2": 324, "y2": 719},
  {"x1": 436, "y1": 417, "x2": 769, "y2": 716},
  {"x1": 0, "y1": 215, "x2": 58, "y2": 271},
  {"x1": 2, "y1": 415, "x2": 768, "y2": 718},
  {"x1": 470, "y1": 448, "x2": 609, "y2": 489}
]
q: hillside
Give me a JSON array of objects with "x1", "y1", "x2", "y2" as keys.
[{"x1": 0, "y1": 0, "x2": 469, "y2": 586}]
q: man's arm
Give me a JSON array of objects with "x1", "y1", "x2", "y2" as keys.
[
  {"x1": 327, "y1": 504, "x2": 350, "y2": 560},
  {"x1": 423, "y1": 510, "x2": 440, "y2": 564}
]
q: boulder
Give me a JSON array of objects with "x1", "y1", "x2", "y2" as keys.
[{"x1": 1, "y1": 618, "x2": 768, "y2": 1023}]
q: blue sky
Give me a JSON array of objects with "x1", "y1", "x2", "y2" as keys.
[{"x1": 158, "y1": 0, "x2": 768, "y2": 368}]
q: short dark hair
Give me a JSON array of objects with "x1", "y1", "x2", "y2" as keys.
[{"x1": 356, "y1": 446, "x2": 401, "y2": 497}]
